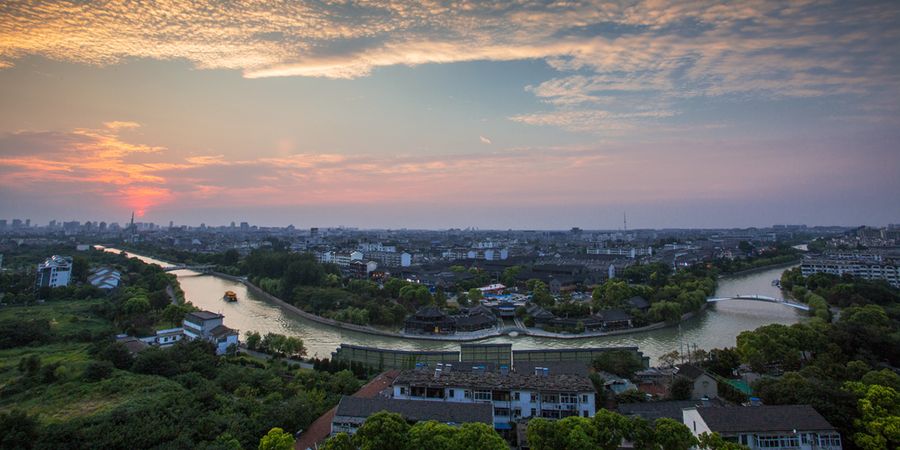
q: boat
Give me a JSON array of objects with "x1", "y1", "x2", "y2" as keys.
[{"x1": 223, "y1": 290, "x2": 238, "y2": 302}]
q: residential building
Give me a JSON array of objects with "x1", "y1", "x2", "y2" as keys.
[
  {"x1": 35, "y1": 255, "x2": 73, "y2": 289},
  {"x1": 675, "y1": 364, "x2": 718, "y2": 400},
  {"x1": 801, "y1": 258, "x2": 899, "y2": 288},
  {"x1": 682, "y1": 405, "x2": 842, "y2": 449},
  {"x1": 88, "y1": 267, "x2": 121, "y2": 290},
  {"x1": 183, "y1": 311, "x2": 239, "y2": 355},
  {"x1": 331, "y1": 396, "x2": 492, "y2": 436},
  {"x1": 391, "y1": 363, "x2": 597, "y2": 432}
]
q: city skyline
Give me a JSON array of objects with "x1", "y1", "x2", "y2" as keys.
[{"x1": 1, "y1": 1, "x2": 899, "y2": 228}]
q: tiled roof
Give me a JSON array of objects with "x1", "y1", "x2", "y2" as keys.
[
  {"x1": 186, "y1": 310, "x2": 223, "y2": 321},
  {"x1": 209, "y1": 324, "x2": 237, "y2": 338},
  {"x1": 675, "y1": 364, "x2": 710, "y2": 381},
  {"x1": 695, "y1": 405, "x2": 836, "y2": 433},
  {"x1": 334, "y1": 396, "x2": 492, "y2": 425}
]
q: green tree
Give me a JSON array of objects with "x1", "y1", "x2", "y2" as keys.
[
  {"x1": 846, "y1": 383, "x2": 900, "y2": 450},
  {"x1": 409, "y1": 420, "x2": 457, "y2": 450},
  {"x1": 321, "y1": 432, "x2": 355, "y2": 450},
  {"x1": 698, "y1": 432, "x2": 749, "y2": 449},
  {"x1": 353, "y1": 411, "x2": 410, "y2": 450},
  {"x1": 526, "y1": 418, "x2": 566, "y2": 450},
  {"x1": 453, "y1": 422, "x2": 507, "y2": 450},
  {"x1": 258, "y1": 427, "x2": 294, "y2": 450},
  {"x1": 0, "y1": 410, "x2": 38, "y2": 450},
  {"x1": 654, "y1": 418, "x2": 698, "y2": 450},
  {"x1": 593, "y1": 349, "x2": 644, "y2": 378},
  {"x1": 648, "y1": 301, "x2": 681, "y2": 324},
  {"x1": 467, "y1": 288, "x2": 483, "y2": 303},
  {"x1": 592, "y1": 409, "x2": 633, "y2": 450},
  {"x1": 245, "y1": 331, "x2": 262, "y2": 351},
  {"x1": 532, "y1": 281, "x2": 554, "y2": 309},
  {"x1": 670, "y1": 376, "x2": 693, "y2": 400}
]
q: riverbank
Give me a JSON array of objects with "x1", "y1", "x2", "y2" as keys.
[
  {"x1": 717, "y1": 259, "x2": 800, "y2": 279},
  {"x1": 212, "y1": 271, "x2": 708, "y2": 343}
]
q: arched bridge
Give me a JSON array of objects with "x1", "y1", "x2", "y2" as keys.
[
  {"x1": 161, "y1": 264, "x2": 216, "y2": 273},
  {"x1": 707, "y1": 294, "x2": 810, "y2": 311}
]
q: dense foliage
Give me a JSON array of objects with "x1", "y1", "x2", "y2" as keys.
[
  {"x1": 321, "y1": 412, "x2": 507, "y2": 450},
  {"x1": 0, "y1": 247, "x2": 364, "y2": 450}
]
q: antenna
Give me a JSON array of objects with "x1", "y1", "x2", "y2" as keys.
[{"x1": 623, "y1": 212, "x2": 627, "y2": 231}]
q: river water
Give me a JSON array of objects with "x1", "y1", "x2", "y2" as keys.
[{"x1": 108, "y1": 249, "x2": 802, "y2": 364}]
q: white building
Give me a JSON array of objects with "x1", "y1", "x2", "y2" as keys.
[
  {"x1": 183, "y1": 311, "x2": 239, "y2": 355},
  {"x1": 391, "y1": 364, "x2": 596, "y2": 431},
  {"x1": 682, "y1": 405, "x2": 842, "y2": 450},
  {"x1": 801, "y1": 258, "x2": 899, "y2": 288},
  {"x1": 35, "y1": 255, "x2": 73, "y2": 289}
]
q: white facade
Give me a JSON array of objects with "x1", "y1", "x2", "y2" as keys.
[
  {"x1": 682, "y1": 407, "x2": 843, "y2": 450},
  {"x1": 801, "y1": 258, "x2": 899, "y2": 288},
  {"x1": 35, "y1": 255, "x2": 73, "y2": 288},
  {"x1": 391, "y1": 376, "x2": 595, "y2": 428},
  {"x1": 183, "y1": 311, "x2": 239, "y2": 355}
]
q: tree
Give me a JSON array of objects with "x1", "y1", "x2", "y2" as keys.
[
  {"x1": 532, "y1": 281, "x2": 554, "y2": 309},
  {"x1": 654, "y1": 418, "x2": 698, "y2": 450},
  {"x1": 670, "y1": 376, "x2": 693, "y2": 400},
  {"x1": 526, "y1": 418, "x2": 567, "y2": 450},
  {"x1": 846, "y1": 383, "x2": 900, "y2": 450},
  {"x1": 245, "y1": 331, "x2": 262, "y2": 351},
  {"x1": 453, "y1": 422, "x2": 507, "y2": 450},
  {"x1": 592, "y1": 409, "x2": 633, "y2": 450},
  {"x1": 409, "y1": 420, "x2": 457, "y2": 450},
  {"x1": 0, "y1": 410, "x2": 39, "y2": 450},
  {"x1": 467, "y1": 288, "x2": 483, "y2": 303},
  {"x1": 698, "y1": 432, "x2": 749, "y2": 450},
  {"x1": 321, "y1": 432, "x2": 355, "y2": 450},
  {"x1": 593, "y1": 349, "x2": 644, "y2": 378},
  {"x1": 353, "y1": 411, "x2": 410, "y2": 450},
  {"x1": 258, "y1": 427, "x2": 294, "y2": 450},
  {"x1": 648, "y1": 301, "x2": 681, "y2": 324}
]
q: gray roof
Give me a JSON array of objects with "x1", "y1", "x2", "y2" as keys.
[
  {"x1": 596, "y1": 308, "x2": 633, "y2": 322},
  {"x1": 676, "y1": 364, "x2": 711, "y2": 381},
  {"x1": 186, "y1": 310, "x2": 223, "y2": 321},
  {"x1": 514, "y1": 361, "x2": 590, "y2": 377},
  {"x1": 695, "y1": 405, "x2": 836, "y2": 433},
  {"x1": 334, "y1": 396, "x2": 492, "y2": 424},
  {"x1": 210, "y1": 324, "x2": 238, "y2": 338},
  {"x1": 619, "y1": 400, "x2": 716, "y2": 422},
  {"x1": 627, "y1": 296, "x2": 650, "y2": 309},
  {"x1": 393, "y1": 368, "x2": 594, "y2": 392}
]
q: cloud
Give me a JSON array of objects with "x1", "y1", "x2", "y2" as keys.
[
  {"x1": 0, "y1": 1, "x2": 897, "y2": 133},
  {"x1": 479, "y1": 135, "x2": 492, "y2": 145}
]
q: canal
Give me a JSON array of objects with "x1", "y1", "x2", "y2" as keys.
[{"x1": 108, "y1": 249, "x2": 803, "y2": 364}]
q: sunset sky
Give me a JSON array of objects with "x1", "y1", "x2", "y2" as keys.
[{"x1": 1, "y1": 0, "x2": 898, "y2": 229}]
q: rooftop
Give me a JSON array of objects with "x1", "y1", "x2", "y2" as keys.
[
  {"x1": 335, "y1": 396, "x2": 492, "y2": 425},
  {"x1": 693, "y1": 405, "x2": 836, "y2": 433},
  {"x1": 185, "y1": 310, "x2": 224, "y2": 322},
  {"x1": 393, "y1": 368, "x2": 594, "y2": 392}
]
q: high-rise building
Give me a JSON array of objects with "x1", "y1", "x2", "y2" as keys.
[{"x1": 35, "y1": 255, "x2": 73, "y2": 289}]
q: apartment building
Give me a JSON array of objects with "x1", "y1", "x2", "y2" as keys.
[
  {"x1": 391, "y1": 363, "x2": 596, "y2": 431},
  {"x1": 35, "y1": 255, "x2": 73, "y2": 289},
  {"x1": 801, "y1": 258, "x2": 899, "y2": 288}
]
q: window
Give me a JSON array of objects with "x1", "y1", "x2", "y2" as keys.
[
  {"x1": 581, "y1": 394, "x2": 588, "y2": 403},
  {"x1": 582, "y1": 411, "x2": 588, "y2": 418},
  {"x1": 399, "y1": 387, "x2": 406, "y2": 395},
  {"x1": 560, "y1": 394, "x2": 577, "y2": 404},
  {"x1": 817, "y1": 434, "x2": 842, "y2": 448},
  {"x1": 448, "y1": 389, "x2": 455, "y2": 398},
  {"x1": 513, "y1": 392, "x2": 520, "y2": 401},
  {"x1": 513, "y1": 408, "x2": 521, "y2": 418},
  {"x1": 464, "y1": 390, "x2": 472, "y2": 399},
  {"x1": 530, "y1": 393, "x2": 538, "y2": 403},
  {"x1": 474, "y1": 391, "x2": 492, "y2": 402},
  {"x1": 530, "y1": 408, "x2": 536, "y2": 416}
]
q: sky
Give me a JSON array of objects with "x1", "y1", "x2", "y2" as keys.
[{"x1": 0, "y1": 0, "x2": 898, "y2": 229}]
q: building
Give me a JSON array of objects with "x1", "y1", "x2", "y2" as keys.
[
  {"x1": 183, "y1": 311, "x2": 239, "y2": 355},
  {"x1": 141, "y1": 327, "x2": 184, "y2": 347},
  {"x1": 331, "y1": 396, "x2": 493, "y2": 436},
  {"x1": 675, "y1": 364, "x2": 718, "y2": 400},
  {"x1": 682, "y1": 405, "x2": 842, "y2": 449},
  {"x1": 391, "y1": 363, "x2": 597, "y2": 432},
  {"x1": 88, "y1": 267, "x2": 121, "y2": 290},
  {"x1": 801, "y1": 257, "x2": 899, "y2": 288},
  {"x1": 404, "y1": 307, "x2": 456, "y2": 334},
  {"x1": 35, "y1": 255, "x2": 73, "y2": 289}
]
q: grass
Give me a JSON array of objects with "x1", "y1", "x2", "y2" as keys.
[
  {"x1": 0, "y1": 298, "x2": 111, "y2": 337},
  {"x1": 0, "y1": 364, "x2": 184, "y2": 422}
]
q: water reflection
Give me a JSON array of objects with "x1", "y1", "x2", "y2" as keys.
[{"x1": 109, "y1": 248, "x2": 802, "y2": 363}]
